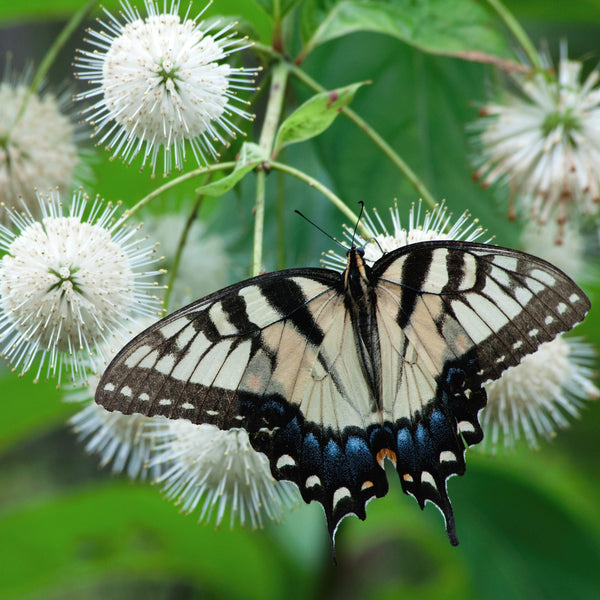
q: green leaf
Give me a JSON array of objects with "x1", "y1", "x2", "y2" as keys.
[
  {"x1": 300, "y1": 0, "x2": 512, "y2": 63},
  {"x1": 274, "y1": 82, "x2": 368, "y2": 152},
  {"x1": 195, "y1": 143, "x2": 266, "y2": 196},
  {"x1": 0, "y1": 482, "x2": 305, "y2": 599}
]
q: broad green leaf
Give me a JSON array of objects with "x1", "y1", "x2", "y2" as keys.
[
  {"x1": 195, "y1": 142, "x2": 266, "y2": 196},
  {"x1": 0, "y1": 482, "x2": 305, "y2": 600},
  {"x1": 274, "y1": 82, "x2": 368, "y2": 152},
  {"x1": 300, "y1": 0, "x2": 513, "y2": 63}
]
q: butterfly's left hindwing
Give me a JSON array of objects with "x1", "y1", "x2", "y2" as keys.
[{"x1": 96, "y1": 241, "x2": 590, "y2": 546}]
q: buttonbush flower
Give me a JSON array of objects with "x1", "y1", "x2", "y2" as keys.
[
  {"x1": 0, "y1": 190, "x2": 163, "y2": 384},
  {"x1": 148, "y1": 419, "x2": 300, "y2": 528},
  {"x1": 0, "y1": 73, "x2": 79, "y2": 216},
  {"x1": 482, "y1": 337, "x2": 599, "y2": 451},
  {"x1": 472, "y1": 44, "x2": 600, "y2": 226},
  {"x1": 75, "y1": 0, "x2": 257, "y2": 175}
]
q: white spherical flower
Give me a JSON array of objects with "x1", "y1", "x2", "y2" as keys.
[
  {"x1": 0, "y1": 191, "x2": 163, "y2": 384},
  {"x1": 322, "y1": 199, "x2": 488, "y2": 271},
  {"x1": 482, "y1": 337, "x2": 599, "y2": 452},
  {"x1": 75, "y1": 0, "x2": 257, "y2": 175},
  {"x1": 0, "y1": 78, "x2": 79, "y2": 215},
  {"x1": 149, "y1": 419, "x2": 300, "y2": 528},
  {"x1": 472, "y1": 44, "x2": 600, "y2": 225}
]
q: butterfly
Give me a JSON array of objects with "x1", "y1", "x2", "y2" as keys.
[{"x1": 95, "y1": 239, "x2": 590, "y2": 545}]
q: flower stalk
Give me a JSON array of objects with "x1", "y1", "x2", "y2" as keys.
[{"x1": 252, "y1": 61, "x2": 289, "y2": 276}]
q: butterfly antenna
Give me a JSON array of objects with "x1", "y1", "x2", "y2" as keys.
[
  {"x1": 294, "y1": 210, "x2": 348, "y2": 251},
  {"x1": 350, "y1": 201, "x2": 365, "y2": 248}
]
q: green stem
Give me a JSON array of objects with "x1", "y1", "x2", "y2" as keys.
[
  {"x1": 125, "y1": 162, "x2": 235, "y2": 219},
  {"x1": 11, "y1": 0, "x2": 98, "y2": 133},
  {"x1": 289, "y1": 64, "x2": 437, "y2": 209},
  {"x1": 252, "y1": 61, "x2": 289, "y2": 276},
  {"x1": 276, "y1": 156, "x2": 286, "y2": 269},
  {"x1": 270, "y1": 161, "x2": 370, "y2": 236},
  {"x1": 486, "y1": 0, "x2": 542, "y2": 69},
  {"x1": 272, "y1": 0, "x2": 284, "y2": 53},
  {"x1": 163, "y1": 194, "x2": 204, "y2": 313}
]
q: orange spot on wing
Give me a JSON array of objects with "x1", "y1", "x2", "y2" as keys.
[
  {"x1": 360, "y1": 480, "x2": 374, "y2": 491},
  {"x1": 376, "y1": 448, "x2": 397, "y2": 467}
]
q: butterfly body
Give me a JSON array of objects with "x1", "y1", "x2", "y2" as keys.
[{"x1": 96, "y1": 240, "x2": 590, "y2": 545}]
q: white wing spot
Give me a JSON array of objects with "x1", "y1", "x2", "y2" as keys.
[
  {"x1": 206, "y1": 410, "x2": 219, "y2": 416},
  {"x1": 557, "y1": 302, "x2": 568, "y2": 314},
  {"x1": 139, "y1": 393, "x2": 150, "y2": 402},
  {"x1": 440, "y1": 451, "x2": 456, "y2": 463},
  {"x1": 120, "y1": 386, "x2": 132, "y2": 398},
  {"x1": 125, "y1": 345, "x2": 155, "y2": 368},
  {"x1": 569, "y1": 293, "x2": 580, "y2": 303},
  {"x1": 306, "y1": 475, "x2": 321, "y2": 488},
  {"x1": 159, "y1": 399, "x2": 171, "y2": 406},
  {"x1": 181, "y1": 402, "x2": 195, "y2": 410},
  {"x1": 421, "y1": 471, "x2": 436, "y2": 487},
  {"x1": 530, "y1": 269, "x2": 556, "y2": 286},
  {"x1": 458, "y1": 420, "x2": 475, "y2": 434},
  {"x1": 155, "y1": 353, "x2": 176, "y2": 375},
  {"x1": 545, "y1": 315, "x2": 554, "y2": 325},
  {"x1": 495, "y1": 355, "x2": 505, "y2": 364},
  {"x1": 512, "y1": 340, "x2": 523, "y2": 350},
  {"x1": 332, "y1": 487, "x2": 352, "y2": 509},
  {"x1": 103, "y1": 383, "x2": 115, "y2": 392},
  {"x1": 234, "y1": 415, "x2": 244, "y2": 421},
  {"x1": 493, "y1": 255, "x2": 518, "y2": 271},
  {"x1": 528, "y1": 328, "x2": 539, "y2": 337},
  {"x1": 276, "y1": 454, "x2": 296, "y2": 469},
  {"x1": 514, "y1": 286, "x2": 533, "y2": 306}
]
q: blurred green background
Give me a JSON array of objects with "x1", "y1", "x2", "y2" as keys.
[{"x1": 1, "y1": 1, "x2": 599, "y2": 598}]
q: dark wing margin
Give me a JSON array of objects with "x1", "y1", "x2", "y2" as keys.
[{"x1": 371, "y1": 240, "x2": 590, "y2": 544}]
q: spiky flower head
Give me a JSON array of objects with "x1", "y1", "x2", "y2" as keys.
[
  {"x1": 472, "y1": 44, "x2": 600, "y2": 227},
  {"x1": 75, "y1": 0, "x2": 257, "y2": 175},
  {"x1": 0, "y1": 190, "x2": 163, "y2": 384},
  {"x1": 0, "y1": 71, "x2": 79, "y2": 217},
  {"x1": 322, "y1": 199, "x2": 487, "y2": 271},
  {"x1": 148, "y1": 419, "x2": 300, "y2": 528},
  {"x1": 482, "y1": 336, "x2": 599, "y2": 451}
]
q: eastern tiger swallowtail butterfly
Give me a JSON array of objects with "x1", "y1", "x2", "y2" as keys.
[{"x1": 95, "y1": 239, "x2": 590, "y2": 545}]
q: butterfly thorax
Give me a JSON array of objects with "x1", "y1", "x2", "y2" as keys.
[{"x1": 344, "y1": 247, "x2": 382, "y2": 409}]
